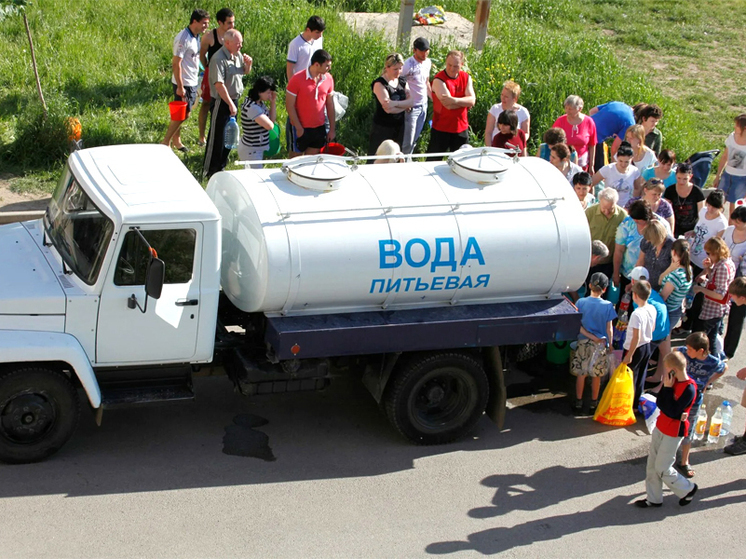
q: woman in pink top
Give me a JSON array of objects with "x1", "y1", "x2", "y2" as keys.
[{"x1": 553, "y1": 95, "x2": 597, "y2": 173}]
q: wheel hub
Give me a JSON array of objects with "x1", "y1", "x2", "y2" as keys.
[
  {"x1": 426, "y1": 384, "x2": 446, "y2": 405},
  {"x1": 2, "y1": 393, "x2": 55, "y2": 443}
]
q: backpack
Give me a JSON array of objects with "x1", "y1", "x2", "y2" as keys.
[{"x1": 686, "y1": 149, "x2": 720, "y2": 189}]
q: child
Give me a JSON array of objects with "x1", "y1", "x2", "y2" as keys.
[
  {"x1": 571, "y1": 272, "x2": 617, "y2": 415},
  {"x1": 635, "y1": 350, "x2": 698, "y2": 508},
  {"x1": 623, "y1": 280, "x2": 657, "y2": 406},
  {"x1": 674, "y1": 332, "x2": 727, "y2": 477},
  {"x1": 491, "y1": 109, "x2": 527, "y2": 156},
  {"x1": 713, "y1": 113, "x2": 746, "y2": 210},
  {"x1": 572, "y1": 171, "x2": 595, "y2": 209},
  {"x1": 692, "y1": 236, "x2": 735, "y2": 356},
  {"x1": 725, "y1": 278, "x2": 746, "y2": 456}
]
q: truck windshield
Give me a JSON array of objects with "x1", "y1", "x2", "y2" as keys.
[{"x1": 45, "y1": 166, "x2": 114, "y2": 285}]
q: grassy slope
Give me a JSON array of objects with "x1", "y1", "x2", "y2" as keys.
[{"x1": 0, "y1": 0, "x2": 741, "y2": 192}]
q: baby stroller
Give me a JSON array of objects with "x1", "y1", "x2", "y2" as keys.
[{"x1": 686, "y1": 149, "x2": 720, "y2": 189}]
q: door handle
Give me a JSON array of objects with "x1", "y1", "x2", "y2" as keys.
[{"x1": 175, "y1": 299, "x2": 199, "y2": 306}]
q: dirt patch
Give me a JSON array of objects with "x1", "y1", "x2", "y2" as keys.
[
  {"x1": 342, "y1": 11, "x2": 479, "y2": 50},
  {"x1": 0, "y1": 174, "x2": 50, "y2": 212}
]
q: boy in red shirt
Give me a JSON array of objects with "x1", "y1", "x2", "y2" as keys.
[{"x1": 636, "y1": 351, "x2": 698, "y2": 508}]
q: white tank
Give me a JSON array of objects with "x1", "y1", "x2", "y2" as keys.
[{"x1": 207, "y1": 148, "x2": 590, "y2": 316}]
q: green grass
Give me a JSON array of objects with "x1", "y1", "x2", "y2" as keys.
[{"x1": 0, "y1": 0, "x2": 741, "y2": 193}]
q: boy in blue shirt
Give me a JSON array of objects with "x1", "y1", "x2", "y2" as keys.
[
  {"x1": 571, "y1": 272, "x2": 617, "y2": 415},
  {"x1": 675, "y1": 331, "x2": 727, "y2": 477}
]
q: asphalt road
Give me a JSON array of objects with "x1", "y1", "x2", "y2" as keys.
[{"x1": 1, "y1": 349, "x2": 745, "y2": 558}]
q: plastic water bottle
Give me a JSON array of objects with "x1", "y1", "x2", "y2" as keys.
[
  {"x1": 708, "y1": 405, "x2": 723, "y2": 443},
  {"x1": 721, "y1": 401, "x2": 733, "y2": 436},
  {"x1": 684, "y1": 288, "x2": 694, "y2": 310},
  {"x1": 693, "y1": 404, "x2": 707, "y2": 441},
  {"x1": 224, "y1": 117, "x2": 239, "y2": 149}
]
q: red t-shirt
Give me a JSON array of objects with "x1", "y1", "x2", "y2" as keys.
[
  {"x1": 491, "y1": 129, "x2": 526, "y2": 154},
  {"x1": 552, "y1": 114, "x2": 597, "y2": 166},
  {"x1": 286, "y1": 69, "x2": 334, "y2": 129},
  {"x1": 431, "y1": 70, "x2": 470, "y2": 134}
]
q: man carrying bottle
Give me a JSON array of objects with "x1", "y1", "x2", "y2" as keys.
[{"x1": 203, "y1": 29, "x2": 252, "y2": 178}]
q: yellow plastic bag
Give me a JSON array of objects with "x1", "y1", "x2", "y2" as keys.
[{"x1": 593, "y1": 362, "x2": 636, "y2": 426}]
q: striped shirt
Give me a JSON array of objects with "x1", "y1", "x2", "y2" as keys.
[
  {"x1": 659, "y1": 267, "x2": 692, "y2": 313},
  {"x1": 240, "y1": 99, "x2": 270, "y2": 148}
]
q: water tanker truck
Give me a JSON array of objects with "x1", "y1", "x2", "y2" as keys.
[{"x1": 0, "y1": 144, "x2": 590, "y2": 463}]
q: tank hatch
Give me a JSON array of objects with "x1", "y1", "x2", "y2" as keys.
[
  {"x1": 282, "y1": 155, "x2": 353, "y2": 192},
  {"x1": 447, "y1": 147, "x2": 516, "y2": 184}
]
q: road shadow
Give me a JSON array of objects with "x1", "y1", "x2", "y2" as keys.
[{"x1": 426, "y1": 478, "x2": 746, "y2": 555}]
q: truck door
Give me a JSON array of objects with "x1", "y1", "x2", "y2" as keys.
[{"x1": 96, "y1": 224, "x2": 203, "y2": 364}]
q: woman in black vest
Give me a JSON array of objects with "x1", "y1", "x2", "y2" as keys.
[{"x1": 368, "y1": 53, "x2": 413, "y2": 157}]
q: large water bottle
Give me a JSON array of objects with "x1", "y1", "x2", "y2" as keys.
[
  {"x1": 708, "y1": 405, "x2": 723, "y2": 443},
  {"x1": 693, "y1": 404, "x2": 707, "y2": 441},
  {"x1": 721, "y1": 401, "x2": 733, "y2": 436},
  {"x1": 224, "y1": 116, "x2": 239, "y2": 149}
]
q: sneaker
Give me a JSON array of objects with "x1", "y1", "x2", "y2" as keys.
[
  {"x1": 589, "y1": 399, "x2": 598, "y2": 414},
  {"x1": 572, "y1": 399, "x2": 583, "y2": 416},
  {"x1": 679, "y1": 484, "x2": 698, "y2": 506},
  {"x1": 634, "y1": 499, "x2": 662, "y2": 508},
  {"x1": 724, "y1": 435, "x2": 746, "y2": 456}
]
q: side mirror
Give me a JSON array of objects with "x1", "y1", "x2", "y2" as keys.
[{"x1": 145, "y1": 257, "x2": 165, "y2": 299}]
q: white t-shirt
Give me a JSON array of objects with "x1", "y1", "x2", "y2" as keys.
[
  {"x1": 725, "y1": 132, "x2": 746, "y2": 176},
  {"x1": 287, "y1": 33, "x2": 323, "y2": 75},
  {"x1": 172, "y1": 28, "x2": 201, "y2": 87},
  {"x1": 690, "y1": 207, "x2": 729, "y2": 268},
  {"x1": 722, "y1": 225, "x2": 746, "y2": 273},
  {"x1": 401, "y1": 56, "x2": 432, "y2": 107},
  {"x1": 488, "y1": 103, "x2": 530, "y2": 141},
  {"x1": 564, "y1": 161, "x2": 584, "y2": 185},
  {"x1": 599, "y1": 162, "x2": 641, "y2": 208},
  {"x1": 633, "y1": 147, "x2": 658, "y2": 171},
  {"x1": 624, "y1": 303, "x2": 657, "y2": 349}
]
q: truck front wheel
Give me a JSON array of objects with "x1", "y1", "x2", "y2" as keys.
[
  {"x1": 0, "y1": 367, "x2": 81, "y2": 464},
  {"x1": 383, "y1": 352, "x2": 488, "y2": 445}
]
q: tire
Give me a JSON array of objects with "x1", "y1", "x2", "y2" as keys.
[
  {"x1": 0, "y1": 367, "x2": 80, "y2": 464},
  {"x1": 383, "y1": 352, "x2": 489, "y2": 445}
]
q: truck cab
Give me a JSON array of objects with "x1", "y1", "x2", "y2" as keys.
[{"x1": 0, "y1": 145, "x2": 221, "y2": 463}]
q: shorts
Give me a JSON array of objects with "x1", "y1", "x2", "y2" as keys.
[
  {"x1": 720, "y1": 171, "x2": 746, "y2": 204},
  {"x1": 571, "y1": 339, "x2": 610, "y2": 378},
  {"x1": 200, "y1": 69, "x2": 211, "y2": 102},
  {"x1": 172, "y1": 83, "x2": 198, "y2": 116},
  {"x1": 296, "y1": 124, "x2": 327, "y2": 152}
]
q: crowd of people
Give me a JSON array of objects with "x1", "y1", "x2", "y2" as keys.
[{"x1": 160, "y1": 9, "x2": 746, "y2": 496}]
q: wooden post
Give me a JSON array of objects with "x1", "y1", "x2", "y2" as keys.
[
  {"x1": 472, "y1": 0, "x2": 491, "y2": 51},
  {"x1": 397, "y1": 0, "x2": 415, "y2": 52}
]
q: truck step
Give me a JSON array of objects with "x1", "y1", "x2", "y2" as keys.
[
  {"x1": 236, "y1": 378, "x2": 330, "y2": 396},
  {"x1": 101, "y1": 384, "x2": 195, "y2": 408}
]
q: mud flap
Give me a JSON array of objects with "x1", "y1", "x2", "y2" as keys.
[{"x1": 483, "y1": 346, "x2": 506, "y2": 429}]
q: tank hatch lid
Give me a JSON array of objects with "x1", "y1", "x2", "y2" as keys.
[
  {"x1": 447, "y1": 147, "x2": 516, "y2": 184},
  {"x1": 282, "y1": 154, "x2": 353, "y2": 192}
]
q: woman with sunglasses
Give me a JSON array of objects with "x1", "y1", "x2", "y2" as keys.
[{"x1": 626, "y1": 178, "x2": 675, "y2": 232}]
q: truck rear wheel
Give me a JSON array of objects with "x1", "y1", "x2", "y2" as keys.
[
  {"x1": 0, "y1": 367, "x2": 80, "y2": 464},
  {"x1": 383, "y1": 352, "x2": 488, "y2": 445}
]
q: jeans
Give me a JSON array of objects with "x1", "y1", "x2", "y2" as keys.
[
  {"x1": 720, "y1": 171, "x2": 746, "y2": 203},
  {"x1": 402, "y1": 104, "x2": 427, "y2": 154},
  {"x1": 692, "y1": 316, "x2": 725, "y2": 358}
]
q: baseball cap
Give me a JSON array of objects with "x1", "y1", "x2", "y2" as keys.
[
  {"x1": 630, "y1": 266, "x2": 650, "y2": 282},
  {"x1": 413, "y1": 37, "x2": 430, "y2": 51},
  {"x1": 589, "y1": 272, "x2": 609, "y2": 291}
]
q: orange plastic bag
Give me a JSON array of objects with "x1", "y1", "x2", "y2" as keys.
[{"x1": 593, "y1": 362, "x2": 636, "y2": 426}]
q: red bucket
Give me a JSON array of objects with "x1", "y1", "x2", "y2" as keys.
[
  {"x1": 320, "y1": 142, "x2": 346, "y2": 156},
  {"x1": 169, "y1": 101, "x2": 188, "y2": 122}
]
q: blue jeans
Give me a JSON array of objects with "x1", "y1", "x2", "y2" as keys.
[
  {"x1": 720, "y1": 171, "x2": 746, "y2": 203},
  {"x1": 402, "y1": 104, "x2": 427, "y2": 154}
]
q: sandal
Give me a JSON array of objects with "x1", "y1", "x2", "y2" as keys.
[{"x1": 677, "y1": 463, "x2": 695, "y2": 478}]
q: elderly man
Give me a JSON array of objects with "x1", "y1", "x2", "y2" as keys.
[
  {"x1": 428, "y1": 50, "x2": 475, "y2": 155},
  {"x1": 203, "y1": 29, "x2": 252, "y2": 178},
  {"x1": 586, "y1": 187, "x2": 627, "y2": 288}
]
